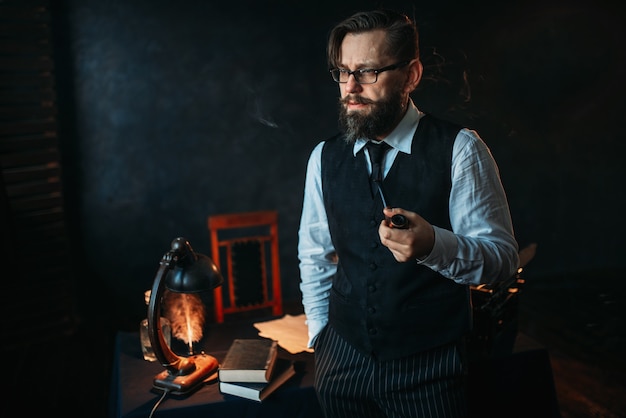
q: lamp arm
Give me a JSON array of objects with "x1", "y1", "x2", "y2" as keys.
[{"x1": 148, "y1": 252, "x2": 196, "y2": 376}]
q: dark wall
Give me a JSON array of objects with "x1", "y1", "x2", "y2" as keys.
[{"x1": 52, "y1": 0, "x2": 626, "y2": 327}]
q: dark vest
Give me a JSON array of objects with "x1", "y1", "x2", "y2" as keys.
[{"x1": 321, "y1": 115, "x2": 471, "y2": 361}]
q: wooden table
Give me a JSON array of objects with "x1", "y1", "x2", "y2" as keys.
[{"x1": 108, "y1": 317, "x2": 320, "y2": 418}]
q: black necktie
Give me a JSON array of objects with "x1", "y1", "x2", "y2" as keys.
[{"x1": 365, "y1": 141, "x2": 390, "y2": 196}]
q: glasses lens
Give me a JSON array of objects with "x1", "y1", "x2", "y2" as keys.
[
  {"x1": 358, "y1": 71, "x2": 376, "y2": 84},
  {"x1": 330, "y1": 69, "x2": 378, "y2": 84}
]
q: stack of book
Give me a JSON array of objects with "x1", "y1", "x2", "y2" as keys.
[{"x1": 218, "y1": 338, "x2": 296, "y2": 402}]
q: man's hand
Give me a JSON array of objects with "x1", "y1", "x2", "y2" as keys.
[{"x1": 379, "y1": 207, "x2": 435, "y2": 262}]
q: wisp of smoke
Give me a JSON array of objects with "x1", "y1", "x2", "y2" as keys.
[{"x1": 163, "y1": 291, "x2": 206, "y2": 345}]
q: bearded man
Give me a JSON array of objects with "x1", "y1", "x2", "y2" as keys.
[{"x1": 297, "y1": 9, "x2": 519, "y2": 418}]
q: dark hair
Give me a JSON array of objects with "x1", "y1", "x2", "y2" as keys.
[{"x1": 327, "y1": 9, "x2": 419, "y2": 69}]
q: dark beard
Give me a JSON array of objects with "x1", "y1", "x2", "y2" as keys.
[{"x1": 338, "y1": 91, "x2": 405, "y2": 144}]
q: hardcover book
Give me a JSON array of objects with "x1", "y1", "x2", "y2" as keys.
[
  {"x1": 218, "y1": 338, "x2": 279, "y2": 383},
  {"x1": 219, "y1": 358, "x2": 296, "y2": 402}
]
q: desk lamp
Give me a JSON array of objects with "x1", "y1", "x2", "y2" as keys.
[{"x1": 148, "y1": 237, "x2": 223, "y2": 395}]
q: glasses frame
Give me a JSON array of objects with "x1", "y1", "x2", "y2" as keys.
[{"x1": 329, "y1": 60, "x2": 410, "y2": 84}]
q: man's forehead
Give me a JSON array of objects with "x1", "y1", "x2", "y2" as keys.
[{"x1": 339, "y1": 31, "x2": 390, "y2": 66}]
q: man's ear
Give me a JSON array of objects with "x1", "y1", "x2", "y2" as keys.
[{"x1": 404, "y1": 59, "x2": 423, "y2": 94}]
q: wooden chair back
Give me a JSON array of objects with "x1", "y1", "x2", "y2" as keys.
[{"x1": 207, "y1": 210, "x2": 282, "y2": 323}]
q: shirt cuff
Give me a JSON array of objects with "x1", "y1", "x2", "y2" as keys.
[
  {"x1": 305, "y1": 317, "x2": 328, "y2": 348},
  {"x1": 416, "y1": 225, "x2": 457, "y2": 270}
]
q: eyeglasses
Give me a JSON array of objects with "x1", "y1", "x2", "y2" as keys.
[{"x1": 330, "y1": 61, "x2": 410, "y2": 84}]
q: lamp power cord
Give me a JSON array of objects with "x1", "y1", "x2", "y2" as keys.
[{"x1": 149, "y1": 389, "x2": 170, "y2": 418}]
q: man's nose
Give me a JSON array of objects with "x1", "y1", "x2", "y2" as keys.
[{"x1": 345, "y1": 73, "x2": 363, "y2": 94}]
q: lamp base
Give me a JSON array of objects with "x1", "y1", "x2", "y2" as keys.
[{"x1": 153, "y1": 353, "x2": 219, "y2": 395}]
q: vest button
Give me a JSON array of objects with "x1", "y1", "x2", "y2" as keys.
[
  {"x1": 368, "y1": 285, "x2": 376, "y2": 292},
  {"x1": 370, "y1": 219, "x2": 377, "y2": 226},
  {"x1": 369, "y1": 263, "x2": 377, "y2": 270},
  {"x1": 370, "y1": 241, "x2": 378, "y2": 249},
  {"x1": 368, "y1": 306, "x2": 376, "y2": 314},
  {"x1": 368, "y1": 328, "x2": 377, "y2": 335}
]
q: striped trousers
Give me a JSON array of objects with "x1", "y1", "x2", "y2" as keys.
[{"x1": 314, "y1": 324, "x2": 468, "y2": 418}]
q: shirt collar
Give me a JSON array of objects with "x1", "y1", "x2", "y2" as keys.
[{"x1": 352, "y1": 99, "x2": 421, "y2": 156}]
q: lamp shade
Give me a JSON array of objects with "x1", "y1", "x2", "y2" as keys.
[{"x1": 165, "y1": 238, "x2": 223, "y2": 293}]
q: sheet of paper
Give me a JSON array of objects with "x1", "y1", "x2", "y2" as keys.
[{"x1": 253, "y1": 314, "x2": 314, "y2": 354}]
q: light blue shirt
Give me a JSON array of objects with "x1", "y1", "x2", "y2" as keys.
[{"x1": 298, "y1": 100, "x2": 520, "y2": 347}]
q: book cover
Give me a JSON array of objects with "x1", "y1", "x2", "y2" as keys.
[
  {"x1": 219, "y1": 358, "x2": 296, "y2": 402},
  {"x1": 218, "y1": 338, "x2": 278, "y2": 383}
]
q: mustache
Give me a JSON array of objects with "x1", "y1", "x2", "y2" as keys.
[{"x1": 340, "y1": 95, "x2": 376, "y2": 106}]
